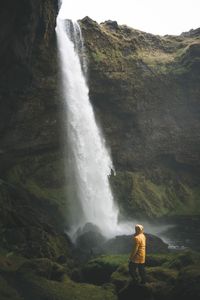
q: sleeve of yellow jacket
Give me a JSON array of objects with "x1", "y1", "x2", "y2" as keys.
[{"x1": 129, "y1": 236, "x2": 139, "y2": 260}]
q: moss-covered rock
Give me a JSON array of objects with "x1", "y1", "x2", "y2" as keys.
[
  {"x1": 85, "y1": 251, "x2": 200, "y2": 300},
  {"x1": 111, "y1": 263, "x2": 130, "y2": 292},
  {"x1": 145, "y1": 254, "x2": 173, "y2": 267},
  {"x1": 18, "y1": 258, "x2": 66, "y2": 281},
  {"x1": 0, "y1": 250, "x2": 198, "y2": 300},
  {"x1": 147, "y1": 266, "x2": 177, "y2": 284},
  {"x1": 164, "y1": 251, "x2": 198, "y2": 270},
  {"x1": 110, "y1": 169, "x2": 200, "y2": 219},
  {"x1": 15, "y1": 258, "x2": 117, "y2": 300},
  {"x1": 82, "y1": 255, "x2": 128, "y2": 284},
  {"x1": 0, "y1": 178, "x2": 72, "y2": 259},
  {"x1": 0, "y1": 254, "x2": 117, "y2": 300},
  {"x1": 4, "y1": 152, "x2": 68, "y2": 226},
  {"x1": 173, "y1": 264, "x2": 200, "y2": 300}
]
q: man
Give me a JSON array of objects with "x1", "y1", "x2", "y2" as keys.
[{"x1": 129, "y1": 224, "x2": 146, "y2": 284}]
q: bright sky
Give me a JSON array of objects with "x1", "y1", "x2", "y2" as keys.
[{"x1": 59, "y1": 0, "x2": 200, "y2": 36}]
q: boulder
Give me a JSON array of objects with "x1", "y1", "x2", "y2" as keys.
[
  {"x1": 102, "y1": 233, "x2": 168, "y2": 255},
  {"x1": 75, "y1": 223, "x2": 106, "y2": 252}
]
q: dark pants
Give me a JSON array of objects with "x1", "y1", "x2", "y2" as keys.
[{"x1": 128, "y1": 261, "x2": 146, "y2": 284}]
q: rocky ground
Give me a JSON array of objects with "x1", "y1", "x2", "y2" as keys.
[{"x1": 0, "y1": 245, "x2": 199, "y2": 300}]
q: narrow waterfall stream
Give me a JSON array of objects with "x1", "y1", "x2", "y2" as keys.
[{"x1": 56, "y1": 2, "x2": 126, "y2": 238}]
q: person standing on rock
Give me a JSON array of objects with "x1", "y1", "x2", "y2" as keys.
[{"x1": 129, "y1": 224, "x2": 146, "y2": 284}]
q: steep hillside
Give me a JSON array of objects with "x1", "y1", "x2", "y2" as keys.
[{"x1": 80, "y1": 17, "x2": 200, "y2": 219}]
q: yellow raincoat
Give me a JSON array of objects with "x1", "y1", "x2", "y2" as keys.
[{"x1": 129, "y1": 224, "x2": 146, "y2": 264}]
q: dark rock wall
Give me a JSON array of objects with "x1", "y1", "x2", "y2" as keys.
[
  {"x1": 80, "y1": 18, "x2": 200, "y2": 218},
  {"x1": 0, "y1": 0, "x2": 59, "y2": 156},
  {"x1": 0, "y1": 0, "x2": 72, "y2": 257},
  {"x1": 81, "y1": 18, "x2": 200, "y2": 170}
]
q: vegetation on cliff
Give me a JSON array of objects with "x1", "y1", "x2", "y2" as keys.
[{"x1": 80, "y1": 17, "x2": 200, "y2": 219}]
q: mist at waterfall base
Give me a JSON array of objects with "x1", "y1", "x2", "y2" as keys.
[{"x1": 56, "y1": 2, "x2": 173, "y2": 243}]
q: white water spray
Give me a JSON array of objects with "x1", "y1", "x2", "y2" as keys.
[{"x1": 56, "y1": 2, "x2": 132, "y2": 238}]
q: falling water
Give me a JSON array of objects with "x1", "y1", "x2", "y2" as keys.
[
  {"x1": 55, "y1": 2, "x2": 173, "y2": 240},
  {"x1": 56, "y1": 4, "x2": 124, "y2": 238}
]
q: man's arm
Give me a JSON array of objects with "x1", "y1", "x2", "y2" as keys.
[{"x1": 129, "y1": 237, "x2": 139, "y2": 260}]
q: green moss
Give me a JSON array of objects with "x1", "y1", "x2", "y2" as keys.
[
  {"x1": 5, "y1": 152, "x2": 68, "y2": 210},
  {"x1": 146, "y1": 253, "x2": 175, "y2": 267},
  {"x1": 0, "y1": 252, "x2": 198, "y2": 300},
  {"x1": 0, "y1": 178, "x2": 70, "y2": 259},
  {"x1": 135, "y1": 35, "x2": 199, "y2": 75},
  {"x1": 91, "y1": 50, "x2": 107, "y2": 63},
  {"x1": 16, "y1": 259, "x2": 117, "y2": 300},
  {"x1": 111, "y1": 170, "x2": 200, "y2": 219},
  {"x1": 163, "y1": 251, "x2": 199, "y2": 270},
  {"x1": 173, "y1": 264, "x2": 200, "y2": 300},
  {"x1": 24, "y1": 179, "x2": 67, "y2": 206},
  {"x1": 22, "y1": 275, "x2": 116, "y2": 300},
  {"x1": 89, "y1": 255, "x2": 129, "y2": 267},
  {"x1": 146, "y1": 251, "x2": 200, "y2": 272},
  {"x1": 147, "y1": 266, "x2": 178, "y2": 283},
  {"x1": 110, "y1": 252, "x2": 199, "y2": 298},
  {"x1": 110, "y1": 263, "x2": 130, "y2": 291},
  {"x1": 0, "y1": 255, "x2": 117, "y2": 300},
  {"x1": 111, "y1": 171, "x2": 171, "y2": 218},
  {"x1": 82, "y1": 255, "x2": 128, "y2": 284}
]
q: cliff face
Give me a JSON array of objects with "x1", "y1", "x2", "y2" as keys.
[
  {"x1": 0, "y1": 0, "x2": 59, "y2": 155},
  {"x1": 0, "y1": 0, "x2": 72, "y2": 258},
  {"x1": 80, "y1": 18, "x2": 200, "y2": 219}
]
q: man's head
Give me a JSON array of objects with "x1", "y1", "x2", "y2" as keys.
[{"x1": 135, "y1": 224, "x2": 144, "y2": 234}]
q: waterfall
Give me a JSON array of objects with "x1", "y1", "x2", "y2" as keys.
[
  {"x1": 56, "y1": 4, "x2": 123, "y2": 238},
  {"x1": 56, "y1": 1, "x2": 134, "y2": 239}
]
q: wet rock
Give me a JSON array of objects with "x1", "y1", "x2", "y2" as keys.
[
  {"x1": 75, "y1": 223, "x2": 106, "y2": 255},
  {"x1": 102, "y1": 233, "x2": 168, "y2": 255}
]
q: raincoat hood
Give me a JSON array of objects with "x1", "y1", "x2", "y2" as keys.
[{"x1": 135, "y1": 224, "x2": 144, "y2": 233}]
